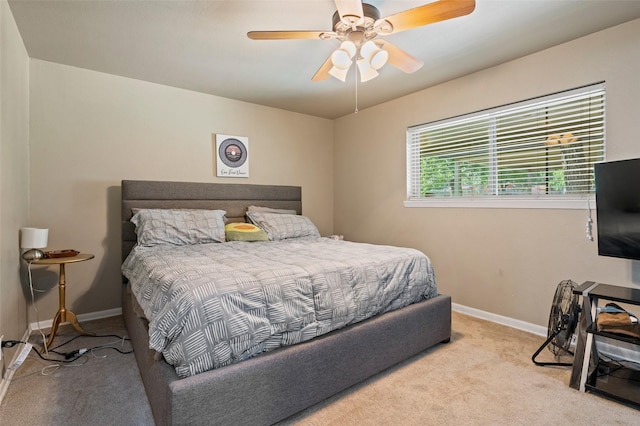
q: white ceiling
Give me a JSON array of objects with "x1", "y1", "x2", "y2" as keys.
[{"x1": 8, "y1": 0, "x2": 640, "y2": 119}]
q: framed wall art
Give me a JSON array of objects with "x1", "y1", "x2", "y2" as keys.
[{"x1": 214, "y1": 134, "x2": 249, "y2": 178}]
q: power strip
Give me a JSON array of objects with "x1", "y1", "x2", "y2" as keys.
[
  {"x1": 9, "y1": 343, "x2": 32, "y2": 371},
  {"x1": 570, "y1": 334, "x2": 578, "y2": 347}
]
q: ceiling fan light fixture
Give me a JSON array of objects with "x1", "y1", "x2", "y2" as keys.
[
  {"x1": 329, "y1": 66, "x2": 349, "y2": 82},
  {"x1": 331, "y1": 49, "x2": 352, "y2": 70},
  {"x1": 359, "y1": 40, "x2": 388, "y2": 70},
  {"x1": 330, "y1": 41, "x2": 356, "y2": 74},
  {"x1": 340, "y1": 40, "x2": 357, "y2": 58},
  {"x1": 360, "y1": 40, "x2": 388, "y2": 70},
  {"x1": 359, "y1": 40, "x2": 376, "y2": 59},
  {"x1": 370, "y1": 49, "x2": 388, "y2": 70},
  {"x1": 356, "y1": 57, "x2": 378, "y2": 82}
]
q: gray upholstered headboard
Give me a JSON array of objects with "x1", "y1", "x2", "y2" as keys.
[{"x1": 121, "y1": 180, "x2": 302, "y2": 261}]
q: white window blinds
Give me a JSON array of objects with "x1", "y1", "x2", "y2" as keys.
[{"x1": 407, "y1": 83, "x2": 605, "y2": 202}]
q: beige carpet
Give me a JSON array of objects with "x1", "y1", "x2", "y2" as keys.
[
  {"x1": 1, "y1": 312, "x2": 638, "y2": 425},
  {"x1": 284, "y1": 312, "x2": 639, "y2": 425}
]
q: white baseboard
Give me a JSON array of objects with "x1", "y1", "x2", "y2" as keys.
[
  {"x1": 453, "y1": 303, "x2": 640, "y2": 367},
  {"x1": 29, "y1": 307, "x2": 122, "y2": 334},
  {"x1": 452, "y1": 303, "x2": 548, "y2": 337}
]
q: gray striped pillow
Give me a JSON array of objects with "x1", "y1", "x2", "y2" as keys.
[
  {"x1": 131, "y1": 209, "x2": 226, "y2": 246},
  {"x1": 246, "y1": 211, "x2": 320, "y2": 241}
]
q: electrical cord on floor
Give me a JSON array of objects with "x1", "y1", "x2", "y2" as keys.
[
  {"x1": 47, "y1": 334, "x2": 133, "y2": 362},
  {"x1": 51, "y1": 333, "x2": 130, "y2": 347},
  {"x1": 2, "y1": 333, "x2": 133, "y2": 365}
]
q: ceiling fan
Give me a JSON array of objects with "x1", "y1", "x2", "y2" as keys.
[{"x1": 247, "y1": 0, "x2": 476, "y2": 83}]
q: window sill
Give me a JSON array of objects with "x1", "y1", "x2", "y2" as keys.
[{"x1": 404, "y1": 196, "x2": 595, "y2": 210}]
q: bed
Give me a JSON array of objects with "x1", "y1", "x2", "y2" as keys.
[{"x1": 121, "y1": 179, "x2": 451, "y2": 426}]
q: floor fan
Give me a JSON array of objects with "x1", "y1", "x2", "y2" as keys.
[{"x1": 532, "y1": 280, "x2": 581, "y2": 366}]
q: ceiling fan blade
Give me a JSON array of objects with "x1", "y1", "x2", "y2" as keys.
[
  {"x1": 382, "y1": 0, "x2": 475, "y2": 35},
  {"x1": 311, "y1": 55, "x2": 334, "y2": 82},
  {"x1": 334, "y1": 0, "x2": 364, "y2": 24},
  {"x1": 247, "y1": 31, "x2": 329, "y2": 40},
  {"x1": 376, "y1": 40, "x2": 424, "y2": 74}
]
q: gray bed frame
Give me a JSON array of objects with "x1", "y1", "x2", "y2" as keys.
[{"x1": 121, "y1": 179, "x2": 451, "y2": 426}]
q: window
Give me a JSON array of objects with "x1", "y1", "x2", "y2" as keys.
[{"x1": 406, "y1": 83, "x2": 605, "y2": 208}]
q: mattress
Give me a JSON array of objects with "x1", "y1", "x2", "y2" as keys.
[{"x1": 122, "y1": 237, "x2": 437, "y2": 378}]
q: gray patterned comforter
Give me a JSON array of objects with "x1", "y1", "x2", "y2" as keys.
[{"x1": 121, "y1": 237, "x2": 437, "y2": 378}]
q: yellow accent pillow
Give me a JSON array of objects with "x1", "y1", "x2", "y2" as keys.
[{"x1": 224, "y1": 223, "x2": 269, "y2": 242}]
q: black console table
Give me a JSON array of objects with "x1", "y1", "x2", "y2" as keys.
[{"x1": 571, "y1": 281, "x2": 640, "y2": 407}]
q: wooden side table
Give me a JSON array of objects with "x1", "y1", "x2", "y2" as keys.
[{"x1": 33, "y1": 253, "x2": 95, "y2": 349}]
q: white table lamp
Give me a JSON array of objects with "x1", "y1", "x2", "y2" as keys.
[{"x1": 21, "y1": 227, "x2": 48, "y2": 261}]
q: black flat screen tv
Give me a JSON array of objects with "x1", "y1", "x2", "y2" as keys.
[{"x1": 595, "y1": 158, "x2": 640, "y2": 261}]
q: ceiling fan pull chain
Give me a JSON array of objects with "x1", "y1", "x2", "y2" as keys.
[{"x1": 354, "y1": 59, "x2": 359, "y2": 114}]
